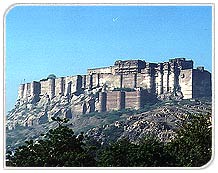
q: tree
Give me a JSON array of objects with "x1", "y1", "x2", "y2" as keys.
[
  {"x1": 97, "y1": 139, "x2": 134, "y2": 167},
  {"x1": 6, "y1": 117, "x2": 96, "y2": 167},
  {"x1": 165, "y1": 114, "x2": 212, "y2": 167},
  {"x1": 6, "y1": 114, "x2": 212, "y2": 167},
  {"x1": 132, "y1": 136, "x2": 174, "y2": 167},
  {"x1": 97, "y1": 137, "x2": 172, "y2": 167}
]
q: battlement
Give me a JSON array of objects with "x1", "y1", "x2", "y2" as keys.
[
  {"x1": 87, "y1": 66, "x2": 115, "y2": 75},
  {"x1": 18, "y1": 75, "x2": 85, "y2": 100},
  {"x1": 17, "y1": 58, "x2": 211, "y2": 113},
  {"x1": 114, "y1": 60, "x2": 146, "y2": 74}
]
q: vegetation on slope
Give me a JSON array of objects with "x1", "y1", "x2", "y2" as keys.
[
  {"x1": 6, "y1": 98, "x2": 212, "y2": 151},
  {"x1": 6, "y1": 113, "x2": 212, "y2": 167}
]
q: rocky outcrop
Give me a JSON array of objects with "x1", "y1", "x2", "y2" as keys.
[
  {"x1": 6, "y1": 98, "x2": 212, "y2": 150},
  {"x1": 85, "y1": 99, "x2": 212, "y2": 144},
  {"x1": 7, "y1": 87, "x2": 103, "y2": 130}
]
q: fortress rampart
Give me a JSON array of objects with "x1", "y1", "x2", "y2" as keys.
[{"x1": 17, "y1": 58, "x2": 211, "y2": 114}]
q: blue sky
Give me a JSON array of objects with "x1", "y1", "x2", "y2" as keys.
[{"x1": 6, "y1": 5, "x2": 212, "y2": 112}]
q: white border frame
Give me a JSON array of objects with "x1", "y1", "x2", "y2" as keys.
[{"x1": 1, "y1": 1, "x2": 215, "y2": 171}]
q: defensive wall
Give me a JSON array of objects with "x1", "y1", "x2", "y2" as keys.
[{"x1": 17, "y1": 58, "x2": 212, "y2": 114}]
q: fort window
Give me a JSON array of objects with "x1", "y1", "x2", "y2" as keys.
[{"x1": 181, "y1": 74, "x2": 185, "y2": 78}]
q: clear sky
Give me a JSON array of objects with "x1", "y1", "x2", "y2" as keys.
[{"x1": 5, "y1": 5, "x2": 212, "y2": 112}]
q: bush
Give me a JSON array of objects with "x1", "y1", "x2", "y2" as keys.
[
  {"x1": 6, "y1": 113, "x2": 212, "y2": 167},
  {"x1": 6, "y1": 117, "x2": 96, "y2": 167},
  {"x1": 165, "y1": 114, "x2": 212, "y2": 167},
  {"x1": 97, "y1": 137, "x2": 172, "y2": 167}
]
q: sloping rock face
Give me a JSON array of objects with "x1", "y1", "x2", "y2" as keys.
[
  {"x1": 7, "y1": 87, "x2": 103, "y2": 130},
  {"x1": 6, "y1": 97, "x2": 212, "y2": 150},
  {"x1": 85, "y1": 99, "x2": 212, "y2": 144}
]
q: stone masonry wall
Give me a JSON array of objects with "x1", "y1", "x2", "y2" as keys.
[
  {"x1": 179, "y1": 68, "x2": 212, "y2": 99},
  {"x1": 163, "y1": 62, "x2": 170, "y2": 94},
  {"x1": 101, "y1": 90, "x2": 141, "y2": 112},
  {"x1": 179, "y1": 69, "x2": 193, "y2": 99},
  {"x1": 192, "y1": 68, "x2": 212, "y2": 98},
  {"x1": 64, "y1": 76, "x2": 81, "y2": 95},
  {"x1": 122, "y1": 73, "x2": 136, "y2": 89},
  {"x1": 17, "y1": 58, "x2": 211, "y2": 114},
  {"x1": 99, "y1": 73, "x2": 121, "y2": 90},
  {"x1": 55, "y1": 77, "x2": 65, "y2": 96},
  {"x1": 18, "y1": 75, "x2": 83, "y2": 100},
  {"x1": 154, "y1": 63, "x2": 164, "y2": 95},
  {"x1": 40, "y1": 80, "x2": 51, "y2": 97},
  {"x1": 87, "y1": 66, "x2": 115, "y2": 75},
  {"x1": 106, "y1": 91, "x2": 121, "y2": 111},
  {"x1": 125, "y1": 91, "x2": 141, "y2": 110},
  {"x1": 92, "y1": 74, "x2": 100, "y2": 88},
  {"x1": 18, "y1": 84, "x2": 25, "y2": 99},
  {"x1": 31, "y1": 81, "x2": 41, "y2": 96}
]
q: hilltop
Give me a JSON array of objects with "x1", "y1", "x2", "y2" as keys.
[{"x1": 6, "y1": 58, "x2": 212, "y2": 150}]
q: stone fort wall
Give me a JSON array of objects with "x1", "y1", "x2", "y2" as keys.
[{"x1": 17, "y1": 58, "x2": 211, "y2": 113}]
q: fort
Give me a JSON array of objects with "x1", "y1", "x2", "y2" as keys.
[{"x1": 17, "y1": 58, "x2": 211, "y2": 114}]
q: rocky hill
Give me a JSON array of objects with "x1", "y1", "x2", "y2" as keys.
[
  {"x1": 6, "y1": 58, "x2": 212, "y2": 151},
  {"x1": 6, "y1": 94, "x2": 212, "y2": 151},
  {"x1": 7, "y1": 85, "x2": 103, "y2": 130}
]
